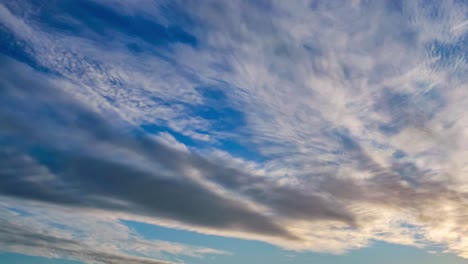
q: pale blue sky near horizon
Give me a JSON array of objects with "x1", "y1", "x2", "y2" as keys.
[{"x1": 2, "y1": 220, "x2": 468, "y2": 264}]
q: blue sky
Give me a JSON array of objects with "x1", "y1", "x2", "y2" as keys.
[{"x1": 0, "y1": 0, "x2": 467, "y2": 263}]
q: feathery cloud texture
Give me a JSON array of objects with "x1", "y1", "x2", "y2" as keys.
[{"x1": 0, "y1": 0, "x2": 467, "y2": 262}]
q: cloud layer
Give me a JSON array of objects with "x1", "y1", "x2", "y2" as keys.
[{"x1": 0, "y1": 0, "x2": 468, "y2": 262}]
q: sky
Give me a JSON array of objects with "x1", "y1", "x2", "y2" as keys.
[{"x1": 0, "y1": 0, "x2": 467, "y2": 263}]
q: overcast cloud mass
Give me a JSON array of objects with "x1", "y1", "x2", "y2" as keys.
[{"x1": 0, "y1": 0, "x2": 468, "y2": 263}]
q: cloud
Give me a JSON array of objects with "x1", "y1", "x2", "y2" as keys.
[
  {"x1": 0, "y1": 199, "x2": 228, "y2": 264},
  {"x1": 0, "y1": 224, "x2": 172, "y2": 264},
  {"x1": 0, "y1": 55, "x2": 302, "y2": 242},
  {"x1": 0, "y1": 0, "x2": 468, "y2": 260}
]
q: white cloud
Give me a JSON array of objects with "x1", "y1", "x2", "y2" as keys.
[
  {"x1": 0, "y1": 197, "x2": 230, "y2": 264},
  {"x1": 1, "y1": 0, "x2": 468, "y2": 260}
]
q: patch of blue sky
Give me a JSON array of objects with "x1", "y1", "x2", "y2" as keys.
[
  {"x1": 0, "y1": 26, "x2": 49, "y2": 73},
  {"x1": 123, "y1": 220, "x2": 468, "y2": 264},
  {"x1": 141, "y1": 123, "x2": 203, "y2": 148},
  {"x1": 427, "y1": 34, "x2": 468, "y2": 70},
  {"x1": 24, "y1": 0, "x2": 197, "y2": 48},
  {"x1": 140, "y1": 122, "x2": 267, "y2": 163},
  {"x1": 0, "y1": 253, "x2": 81, "y2": 264},
  {"x1": 2, "y1": 241, "x2": 467, "y2": 264},
  {"x1": 25, "y1": 147, "x2": 67, "y2": 175},
  {"x1": 123, "y1": 220, "x2": 298, "y2": 264},
  {"x1": 187, "y1": 104, "x2": 245, "y2": 133},
  {"x1": 143, "y1": 85, "x2": 268, "y2": 162},
  {"x1": 4, "y1": 207, "x2": 32, "y2": 217},
  {"x1": 392, "y1": 150, "x2": 407, "y2": 159},
  {"x1": 192, "y1": 85, "x2": 247, "y2": 133},
  {"x1": 217, "y1": 139, "x2": 267, "y2": 163}
]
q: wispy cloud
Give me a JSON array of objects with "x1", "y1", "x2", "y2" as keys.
[
  {"x1": 0, "y1": 0, "x2": 467, "y2": 261},
  {"x1": 0, "y1": 199, "x2": 228, "y2": 264}
]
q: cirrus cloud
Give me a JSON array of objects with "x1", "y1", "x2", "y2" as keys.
[{"x1": 0, "y1": 0, "x2": 468, "y2": 262}]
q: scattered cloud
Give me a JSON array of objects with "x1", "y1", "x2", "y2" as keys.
[
  {"x1": 0, "y1": 199, "x2": 228, "y2": 264},
  {"x1": 0, "y1": 0, "x2": 467, "y2": 261}
]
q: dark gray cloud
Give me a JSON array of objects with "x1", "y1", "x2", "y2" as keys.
[
  {"x1": 190, "y1": 158, "x2": 355, "y2": 224},
  {"x1": 0, "y1": 53, "x2": 457, "y2": 246},
  {"x1": 1, "y1": 55, "x2": 340, "y2": 241}
]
